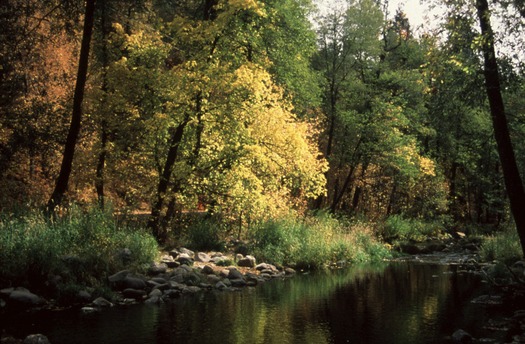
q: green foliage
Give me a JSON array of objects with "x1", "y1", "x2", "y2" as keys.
[
  {"x1": 183, "y1": 217, "x2": 226, "y2": 252},
  {"x1": 252, "y1": 212, "x2": 391, "y2": 269},
  {"x1": 480, "y1": 224, "x2": 523, "y2": 264},
  {"x1": 0, "y1": 206, "x2": 158, "y2": 291},
  {"x1": 381, "y1": 214, "x2": 446, "y2": 242}
]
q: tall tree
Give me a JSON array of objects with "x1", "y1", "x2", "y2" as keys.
[
  {"x1": 47, "y1": 0, "x2": 96, "y2": 212},
  {"x1": 475, "y1": 0, "x2": 525, "y2": 255}
]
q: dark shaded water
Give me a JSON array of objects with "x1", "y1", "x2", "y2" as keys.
[{"x1": 1, "y1": 262, "x2": 492, "y2": 343}]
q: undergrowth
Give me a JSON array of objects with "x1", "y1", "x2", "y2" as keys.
[
  {"x1": 0, "y1": 206, "x2": 158, "y2": 299},
  {"x1": 251, "y1": 212, "x2": 391, "y2": 270}
]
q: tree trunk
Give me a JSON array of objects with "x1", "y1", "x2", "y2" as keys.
[
  {"x1": 47, "y1": 0, "x2": 96, "y2": 213},
  {"x1": 476, "y1": 0, "x2": 525, "y2": 256},
  {"x1": 148, "y1": 115, "x2": 190, "y2": 242}
]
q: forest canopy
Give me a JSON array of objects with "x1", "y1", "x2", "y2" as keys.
[{"x1": 1, "y1": 0, "x2": 525, "y2": 248}]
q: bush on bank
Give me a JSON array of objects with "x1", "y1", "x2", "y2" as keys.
[
  {"x1": 251, "y1": 212, "x2": 391, "y2": 270},
  {"x1": 0, "y1": 206, "x2": 158, "y2": 297},
  {"x1": 480, "y1": 223, "x2": 523, "y2": 264}
]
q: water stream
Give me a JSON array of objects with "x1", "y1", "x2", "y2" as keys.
[{"x1": 1, "y1": 261, "x2": 494, "y2": 343}]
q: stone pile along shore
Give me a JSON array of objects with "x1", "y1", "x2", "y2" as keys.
[{"x1": 1, "y1": 248, "x2": 295, "y2": 315}]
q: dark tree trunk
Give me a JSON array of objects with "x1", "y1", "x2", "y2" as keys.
[
  {"x1": 148, "y1": 115, "x2": 190, "y2": 242},
  {"x1": 47, "y1": 0, "x2": 96, "y2": 214},
  {"x1": 476, "y1": 0, "x2": 525, "y2": 256}
]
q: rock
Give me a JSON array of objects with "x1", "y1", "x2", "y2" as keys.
[
  {"x1": 179, "y1": 247, "x2": 195, "y2": 258},
  {"x1": 182, "y1": 286, "x2": 201, "y2": 294},
  {"x1": 122, "y1": 276, "x2": 147, "y2": 290},
  {"x1": 81, "y1": 306, "x2": 98, "y2": 314},
  {"x1": 215, "y1": 281, "x2": 228, "y2": 290},
  {"x1": 237, "y1": 255, "x2": 256, "y2": 268},
  {"x1": 160, "y1": 255, "x2": 179, "y2": 268},
  {"x1": 211, "y1": 256, "x2": 228, "y2": 265},
  {"x1": 169, "y1": 249, "x2": 180, "y2": 259},
  {"x1": 227, "y1": 268, "x2": 244, "y2": 280},
  {"x1": 148, "y1": 262, "x2": 168, "y2": 275},
  {"x1": 451, "y1": 329, "x2": 473, "y2": 343},
  {"x1": 230, "y1": 279, "x2": 247, "y2": 287},
  {"x1": 151, "y1": 277, "x2": 168, "y2": 284},
  {"x1": 176, "y1": 253, "x2": 194, "y2": 266},
  {"x1": 108, "y1": 270, "x2": 130, "y2": 284},
  {"x1": 0, "y1": 336, "x2": 22, "y2": 344},
  {"x1": 0, "y1": 299, "x2": 6, "y2": 308},
  {"x1": 235, "y1": 253, "x2": 244, "y2": 262},
  {"x1": 145, "y1": 295, "x2": 163, "y2": 304},
  {"x1": 284, "y1": 268, "x2": 296, "y2": 275},
  {"x1": 92, "y1": 297, "x2": 113, "y2": 308},
  {"x1": 122, "y1": 288, "x2": 147, "y2": 300},
  {"x1": 149, "y1": 289, "x2": 163, "y2": 298},
  {"x1": 77, "y1": 290, "x2": 92, "y2": 302},
  {"x1": 195, "y1": 252, "x2": 211, "y2": 263},
  {"x1": 256, "y1": 263, "x2": 277, "y2": 272},
  {"x1": 22, "y1": 334, "x2": 50, "y2": 344},
  {"x1": 0, "y1": 287, "x2": 14, "y2": 296},
  {"x1": 207, "y1": 275, "x2": 221, "y2": 284},
  {"x1": 9, "y1": 290, "x2": 43, "y2": 306},
  {"x1": 201, "y1": 265, "x2": 215, "y2": 275}
]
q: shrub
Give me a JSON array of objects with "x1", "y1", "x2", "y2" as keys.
[
  {"x1": 480, "y1": 225, "x2": 523, "y2": 264},
  {"x1": 0, "y1": 206, "x2": 158, "y2": 294},
  {"x1": 183, "y1": 217, "x2": 226, "y2": 251},
  {"x1": 252, "y1": 212, "x2": 391, "y2": 269},
  {"x1": 381, "y1": 214, "x2": 444, "y2": 243}
]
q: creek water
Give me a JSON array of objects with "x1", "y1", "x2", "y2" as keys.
[{"x1": 2, "y1": 261, "x2": 494, "y2": 343}]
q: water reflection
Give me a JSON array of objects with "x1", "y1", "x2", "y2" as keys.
[{"x1": 1, "y1": 262, "x2": 488, "y2": 344}]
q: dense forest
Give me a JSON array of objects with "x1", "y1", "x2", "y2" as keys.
[{"x1": 1, "y1": 0, "x2": 525, "y2": 251}]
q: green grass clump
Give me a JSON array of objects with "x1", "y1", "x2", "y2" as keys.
[
  {"x1": 0, "y1": 206, "x2": 158, "y2": 295},
  {"x1": 381, "y1": 214, "x2": 444, "y2": 243},
  {"x1": 251, "y1": 212, "x2": 391, "y2": 270},
  {"x1": 183, "y1": 217, "x2": 226, "y2": 252},
  {"x1": 480, "y1": 225, "x2": 523, "y2": 264}
]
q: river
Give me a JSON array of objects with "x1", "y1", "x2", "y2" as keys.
[{"x1": 1, "y1": 261, "x2": 494, "y2": 343}]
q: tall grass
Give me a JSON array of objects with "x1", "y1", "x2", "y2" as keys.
[
  {"x1": 381, "y1": 214, "x2": 445, "y2": 243},
  {"x1": 480, "y1": 225, "x2": 523, "y2": 264},
  {"x1": 0, "y1": 206, "x2": 158, "y2": 294},
  {"x1": 251, "y1": 212, "x2": 391, "y2": 270}
]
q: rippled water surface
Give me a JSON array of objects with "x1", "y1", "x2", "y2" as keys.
[{"x1": 1, "y1": 262, "x2": 490, "y2": 343}]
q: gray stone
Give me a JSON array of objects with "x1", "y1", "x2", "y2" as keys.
[
  {"x1": 108, "y1": 270, "x2": 130, "y2": 283},
  {"x1": 81, "y1": 306, "x2": 98, "y2": 314},
  {"x1": 176, "y1": 253, "x2": 194, "y2": 266},
  {"x1": 0, "y1": 287, "x2": 14, "y2": 296},
  {"x1": 235, "y1": 253, "x2": 244, "y2": 261},
  {"x1": 77, "y1": 290, "x2": 92, "y2": 302},
  {"x1": 182, "y1": 286, "x2": 201, "y2": 294},
  {"x1": 148, "y1": 262, "x2": 168, "y2": 275},
  {"x1": 284, "y1": 268, "x2": 296, "y2": 275},
  {"x1": 92, "y1": 297, "x2": 113, "y2": 307},
  {"x1": 168, "y1": 281, "x2": 186, "y2": 290},
  {"x1": 195, "y1": 252, "x2": 211, "y2": 263},
  {"x1": 0, "y1": 299, "x2": 6, "y2": 308},
  {"x1": 237, "y1": 255, "x2": 256, "y2": 268},
  {"x1": 23, "y1": 334, "x2": 50, "y2": 344},
  {"x1": 9, "y1": 290, "x2": 43, "y2": 306},
  {"x1": 207, "y1": 275, "x2": 221, "y2": 284},
  {"x1": 451, "y1": 329, "x2": 473, "y2": 343},
  {"x1": 211, "y1": 252, "x2": 224, "y2": 258},
  {"x1": 227, "y1": 268, "x2": 244, "y2": 280},
  {"x1": 169, "y1": 249, "x2": 180, "y2": 258},
  {"x1": 256, "y1": 263, "x2": 277, "y2": 272},
  {"x1": 201, "y1": 265, "x2": 215, "y2": 275},
  {"x1": 122, "y1": 276, "x2": 147, "y2": 290},
  {"x1": 215, "y1": 281, "x2": 228, "y2": 290},
  {"x1": 211, "y1": 256, "x2": 227, "y2": 264},
  {"x1": 145, "y1": 296, "x2": 163, "y2": 304},
  {"x1": 179, "y1": 247, "x2": 195, "y2": 258},
  {"x1": 230, "y1": 279, "x2": 247, "y2": 287},
  {"x1": 122, "y1": 288, "x2": 147, "y2": 300},
  {"x1": 149, "y1": 289, "x2": 163, "y2": 298}
]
